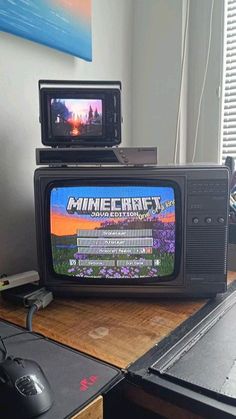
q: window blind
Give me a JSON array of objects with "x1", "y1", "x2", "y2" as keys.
[{"x1": 222, "y1": 0, "x2": 236, "y2": 162}]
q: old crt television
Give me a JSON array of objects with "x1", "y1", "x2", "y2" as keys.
[
  {"x1": 34, "y1": 165, "x2": 229, "y2": 297},
  {"x1": 39, "y1": 80, "x2": 121, "y2": 147}
]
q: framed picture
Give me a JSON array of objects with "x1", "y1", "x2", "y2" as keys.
[{"x1": 0, "y1": 0, "x2": 92, "y2": 61}]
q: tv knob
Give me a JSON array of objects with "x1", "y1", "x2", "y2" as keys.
[
  {"x1": 192, "y1": 217, "x2": 199, "y2": 224},
  {"x1": 205, "y1": 217, "x2": 212, "y2": 224},
  {"x1": 218, "y1": 217, "x2": 225, "y2": 224}
]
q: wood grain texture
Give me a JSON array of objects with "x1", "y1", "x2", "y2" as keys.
[
  {"x1": 227, "y1": 270, "x2": 236, "y2": 284},
  {"x1": 70, "y1": 396, "x2": 103, "y2": 419},
  {"x1": 0, "y1": 272, "x2": 235, "y2": 369}
]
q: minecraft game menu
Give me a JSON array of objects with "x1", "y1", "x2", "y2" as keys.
[{"x1": 50, "y1": 185, "x2": 176, "y2": 279}]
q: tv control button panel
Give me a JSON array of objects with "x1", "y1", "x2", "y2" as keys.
[
  {"x1": 187, "y1": 179, "x2": 228, "y2": 227},
  {"x1": 190, "y1": 215, "x2": 226, "y2": 225}
]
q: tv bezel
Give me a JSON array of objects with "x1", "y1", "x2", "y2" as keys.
[
  {"x1": 46, "y1": 178, "x2": 182, "y2": 286},
  {"x1": 34, "y1": 166, "x2": 228, "y2": 298},
  {"x1": 40, "y1": 87, "x2": 121, "y2": 147}
]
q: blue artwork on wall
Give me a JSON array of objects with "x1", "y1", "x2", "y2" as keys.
[{"x1": 0, "y1": 0, "x2": 92, "y2": 61}]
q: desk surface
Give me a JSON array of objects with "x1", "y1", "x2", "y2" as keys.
[{"x1": 0, "y1": 272, "x2": 235, "y2": 369}]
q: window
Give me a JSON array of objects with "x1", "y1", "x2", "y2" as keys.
[{"x1": 221, "y1": 0, "x2": 236, "y2": 162}]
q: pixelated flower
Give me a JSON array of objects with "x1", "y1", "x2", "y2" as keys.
[{"x1": 85, "y1": 268, "x2": 93, "y2": 275}]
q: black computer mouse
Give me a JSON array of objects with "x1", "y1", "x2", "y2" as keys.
[{"x1": 0, "y1": 357, "x2": 53, "y2": 418}]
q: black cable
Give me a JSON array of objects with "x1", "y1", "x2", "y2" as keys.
[
  {"x1": 0, "y1": 336, "x2": 9, "y2": 361},
  {"x1": 26, "y1": 304, "x2": 38, "y2": 332},
  {"x1": 2, "y1": 288, "x2": 53, "y2": 332},
  {"x1": 0, "y1": 331, "x2": 47, "y2": 363},
  {"x1": 2, "y1": 331, "x2": 40, "y2": 341}
]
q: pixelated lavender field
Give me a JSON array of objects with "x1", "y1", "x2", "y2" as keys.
[{"x1": 51, "y1": 219, "x2": 175, "y2": 279}]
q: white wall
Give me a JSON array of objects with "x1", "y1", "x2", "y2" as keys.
[
  {"x1": 131, "y1": 0, "x2": 224, "y2": 165},
  {"x1": 0, "y1": 0, "x2": 133, "y2": 275},
  {"x1": 131, "y1": 0, "x2": 183, "y2": 164},
  {"x1": 186, "y1": 0, "x2": 224, "y2": 163}
]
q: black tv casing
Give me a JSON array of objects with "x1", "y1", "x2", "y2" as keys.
[{"x1": 34, "y1": 165, "x2": 229, "y2": 298}]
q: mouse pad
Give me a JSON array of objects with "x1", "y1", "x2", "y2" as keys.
[
  {"x1": 151, "y1": 292, "x2": 236, "y2": 404},
  {"x1": 0, "y1": 321, "x2": 121, "y2": 419}
]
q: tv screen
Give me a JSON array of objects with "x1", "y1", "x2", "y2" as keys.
[
  {"x1": 50, "y1": 185, "x2": 176, "y2": 280},
  {"x1": 50, "y1": 98, "x2": 103, "y2": 138}
]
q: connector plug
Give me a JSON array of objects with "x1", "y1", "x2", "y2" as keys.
[{"x1": 25, "y1": 288, "x2": 53, "y2": 310}]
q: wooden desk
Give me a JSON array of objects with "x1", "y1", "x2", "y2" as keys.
[
  {"x1": 71, "y1": 397, "x2": 103, "y2": 419},
  {"x1": 0, "y1": 272, "x2": 235, "y2": 370}
]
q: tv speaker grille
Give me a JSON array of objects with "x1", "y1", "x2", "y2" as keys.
[{"x1": 186, "y1": 226, "x2": 227, "y2": 274}]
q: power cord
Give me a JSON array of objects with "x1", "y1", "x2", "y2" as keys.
[
  {"x1": 0, "y1": 331, "x2": 47, "y2": 362},
  {"x1": 25, "y1": 288, "x2": 53, "y2": 331},
  {"x1": 0, "y1": 336, "x2": 9, "y2": 361},
  {"x1": 2, "y1": 285, "x2": 53, "y2": 332},
  {"x1": 26, "y1": 305, "x2": 39, "y2": 332},
  {"x1": 174, "y1": 0, "x2": 190, "y2": 164}
]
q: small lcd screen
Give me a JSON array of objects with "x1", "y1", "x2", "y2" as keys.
[
  {"x1": 50, "y1": 185, "x2": 176, "y2": 280},
  {"x1": 50, "y1": 99, "x2": 103, "y2": 137}
]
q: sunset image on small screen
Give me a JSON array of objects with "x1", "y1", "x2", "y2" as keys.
[{"x1": 51, "y1": 99, "x2": 102, "y2": 137}]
